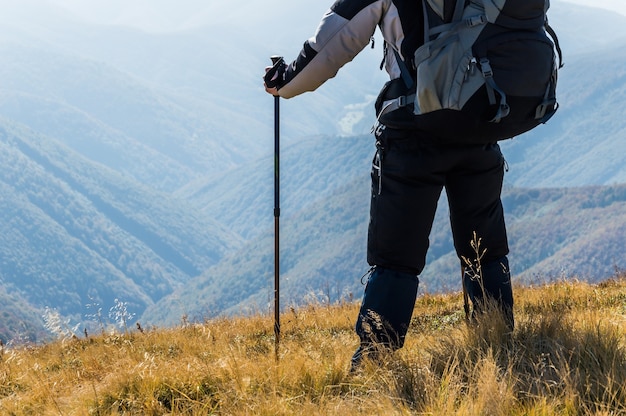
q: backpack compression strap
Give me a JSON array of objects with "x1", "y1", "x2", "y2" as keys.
[{"x1": 479, "y1": 57, "x2": 511, "y2": 122}]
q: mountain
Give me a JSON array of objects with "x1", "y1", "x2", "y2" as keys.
[
  {"x1": 0, "y1": 0, "x2": 383, "y2": 175},
  {"x1": 0, "y1": 41, "x2": 269, "y2": 193},
  {"x1": 504, "y1": 185, "x2": 626, "y2": 281},
  {"x1": 2, "y1": 1, "x2": 625, "y2": 189},
  {"x1": 176, "y1": 135, "x2": 373, "y2": 241},
  {"x1": 0, "y1": 121, "x2": 241, "y2": 343},
  {"x1": 0, "y1": 0, "x2": 378, "y2": 342},
  {"x1": 550, "y1": 1, "x2": 626, "y2": 54},
  {"x1": 2, "y1": 1, "x2": 626, "y2": 340},
  {"x1": 143, "y1": 134, "x2": 626, "y2": 325},
  {"x1": 144, "y1": 136, "x2": 373, "y2": 325}
]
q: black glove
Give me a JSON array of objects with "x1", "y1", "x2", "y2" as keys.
[{"x1": 264, "y1": 56, "x2": 287, "y2": 89}]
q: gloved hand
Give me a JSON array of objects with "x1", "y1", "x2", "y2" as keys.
[{"x1": 263, "y1": 57, "x2": 286, "y2": 96}]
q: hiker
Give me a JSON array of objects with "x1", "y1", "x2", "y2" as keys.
[{"x1": 263, "y1": 0, "x2": 558, "y2": 369}]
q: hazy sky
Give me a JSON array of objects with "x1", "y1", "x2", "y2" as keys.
[
  {"x1": 40, "y1": 0, "x2": 626, "y2": 33},
  {"x1": 563, "y1": 0, "x2": 626, "y2": 16}
]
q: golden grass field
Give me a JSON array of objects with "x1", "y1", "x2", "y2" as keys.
[{"x1": 2, "y1": 273, "x2": 626, "y2": 415}]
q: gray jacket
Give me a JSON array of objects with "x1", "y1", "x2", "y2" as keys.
[{"x1": 277, "y1": 0, "x2": 426, "y2": 99}]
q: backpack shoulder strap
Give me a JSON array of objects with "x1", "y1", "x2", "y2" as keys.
[
  {"x1": 424, "y1": 0, "x2": 465, "y2": 40},
  {"x1": 391, "y1": 0, "x2": 469, "y2": 92},
  {"x1": 393, "y1": 48, "x2": 415, "y2": 89},
  {"x1": 451, "y1": 0, "x2": 465, "y2": 21},
  {"x1": 545, "y1": 19, "x2": 564, "y2": 68}
]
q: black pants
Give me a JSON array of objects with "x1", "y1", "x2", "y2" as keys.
[
  {"x1": 354, "y1": 128, "x2": 513, "y2": 355},
  {"x1": 367, "y1": 128, "x2": 509, "y2": 274}
]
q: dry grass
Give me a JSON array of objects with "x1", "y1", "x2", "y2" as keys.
[{"x1": 2, "y1": 274, "x2": 626, "y2": 415}]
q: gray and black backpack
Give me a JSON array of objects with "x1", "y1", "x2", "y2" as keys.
[{"x1": 376, "y1": 0, "x2": 563, "y2": 143}]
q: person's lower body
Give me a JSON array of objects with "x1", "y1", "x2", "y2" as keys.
[{"x1": 351, "y1": 127, "x2": 513, "y2": 371}]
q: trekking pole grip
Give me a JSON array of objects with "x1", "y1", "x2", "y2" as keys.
[{"x1": 265, "y1": 56, "x2": 285, "y2": 89}]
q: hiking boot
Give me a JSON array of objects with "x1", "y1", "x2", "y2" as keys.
[
  {"x1": 463, "y1": 256, "x2": 514, "y2": 331},
  {"x1": 352, "y1": 266, "x2": 419, "y2": 372},
  {"x1": 349, "y1": 344, "x2": 385, "y2": 373}
]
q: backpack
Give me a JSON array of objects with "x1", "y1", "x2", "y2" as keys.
[{"x1": 377, "y1": 0, "x2": 563, "y2": 143}]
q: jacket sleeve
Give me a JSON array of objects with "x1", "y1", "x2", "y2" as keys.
[{"x1": 278, "y1": 1, "x2": 388, "y2": 99}]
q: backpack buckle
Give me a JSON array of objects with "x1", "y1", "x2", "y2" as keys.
[
  {"x1": 536, "y1": 99, "x2": 557, "y2": 121},
  {"x1": 479, "y1": 58, "x2": 493, "y2": 78},
  {"x1": 466, "y1": 14, "x2": 487, "y2": 27}
]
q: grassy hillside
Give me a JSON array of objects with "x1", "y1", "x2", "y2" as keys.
[{"x1": 3, "y1": 275, "x2": 626, "y2": 415}]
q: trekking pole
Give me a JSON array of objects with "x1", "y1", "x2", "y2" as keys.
[
  {"x1": 265, "y1": 55, "x2": 285, "y2": 361},
  {"x1": 461, "y1": 265, "x2": 470, "y2": 323}
]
